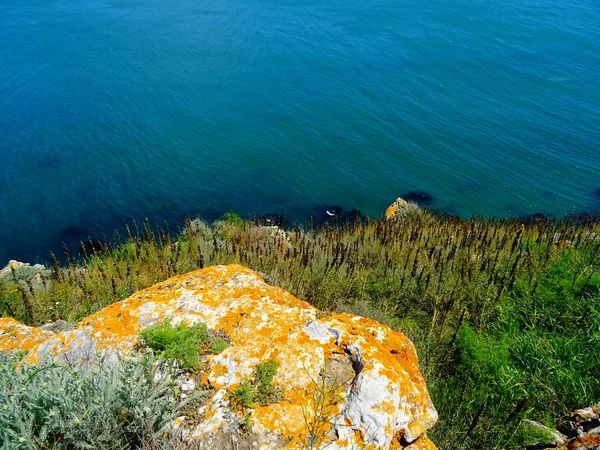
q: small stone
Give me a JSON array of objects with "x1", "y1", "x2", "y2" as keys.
[
  {"x1": 173, "y1": 416, "x2": 186, "y2": 429},
  {"x1": 523, "y1": 419, "x2": 567, "y2": 446},
  {"x1": 385, "y1": 198, "x2": 421, "y2": 221},
  {"x1": 40, "y1": 320, "x2": 74, "y2": 334},
  {"x1": 531, "y1": 403, "x2": 600, "y2": 450},
  {"x1": 179, "y1": 374, "x2": 196, "y2": 394}
]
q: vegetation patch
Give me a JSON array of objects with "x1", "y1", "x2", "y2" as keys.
[
  {"x1": 177, "y1": 388, "x2": 212, "y2": 424},
  {"x1": 506, "y1": 419, "x2": 558, "y2": 449},
  {"x1": 0, "y1": 352, "x2": 176, "y2": 449},
  {"x1": 222, "y1": 212, "x2": 245, "y2": 225},
  {"x1": 139, "y1": 320, "x2": 227, "y2": 372},
  {"x1": 230, "y1": 359, "x2": 282, "y2": 411},
  {"x1": 2, "y1": 210, "x2": 600, "y2": 449}
]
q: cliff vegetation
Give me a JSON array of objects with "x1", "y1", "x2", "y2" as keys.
[{"x1": 1, "y1": 209, "x2": 599, "y2": 449}]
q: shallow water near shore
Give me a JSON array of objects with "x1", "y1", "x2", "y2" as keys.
[{"x1": 1, "y1": 0, "x2": 599, "y2": 263}]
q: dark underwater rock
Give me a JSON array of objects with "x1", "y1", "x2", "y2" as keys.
[
  {"x1": 254, "y1": 213, "x2": 287, "y2": 228},
  {"x1": 564, "y1": 211, "x2": 599, "y2": 226},
  {"x1": 520, "y1": 213, "x2": 548, "y2": 225},
  {"x1": 311, "y1": 205, "x2": 362, "y2": 226},
  {"x1": 59, "y1": 224, "x2": 86, "y2": 241},
  {"x1": 404, "y1": 191, "x2": 434, "y2": 206}
]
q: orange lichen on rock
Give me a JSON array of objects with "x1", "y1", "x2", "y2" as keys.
[
  {"x1": 547, "y1": 403, "x2": 600, "y2": 450},
  {"x1": 405, "y1": 435, "x2": 438, "y2": 450},
  {"x1": 0, "y1": 318, "x2": 53, "y2": 352},
  {"x1": 386, "y1": 198, "x2": 420, "y2": 221},
  {"x1": 0, "y1": 264, "x2": 437, "y2": 449},
  {"x1": 552, "y1": 431, "x2": 600, "y2": 450}
]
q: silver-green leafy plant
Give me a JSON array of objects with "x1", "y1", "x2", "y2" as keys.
[{"x1": 0, "y1": 352, "x2": 177, "y2": 449}]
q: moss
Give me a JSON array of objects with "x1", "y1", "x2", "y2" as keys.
[
  {"x1": 178, "y1": 388, "x2": 212, "y2": 424},
  {"x1": 507, "y1": 421, "x2": 557, "y2": 448},
  {"x1": 315, "y1": 310, "x2": 331, "y2": 320},
  {"x1": 253, "y1": 359, "x2": 281, "y2": 406}
]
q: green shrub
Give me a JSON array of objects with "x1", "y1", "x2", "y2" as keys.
[
  {"x1": 0, "y1": 353, "x2": 176, "y2": 449},
  {"x1": 222, "y1": 212, "x2": 244, "y2": 225},
  {"x1": 139, "y1": 320, "x2": 227, "y2": 372},
  {"x1": 456, "y1": 324, "x2": 525, "y2": 399},
  {"x1": 252, "y1": 359, "x2": 281, "y2": 406},
  {"x1": 435, "y1": 250, "x2": 600, "y2": 448},
  {"x1": 230, "y1": 359, "x2": 282, "y2": 410}
]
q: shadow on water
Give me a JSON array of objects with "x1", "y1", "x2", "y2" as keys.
[
  {"x1": 59, "y1": 224, "x2": 89, "y2": 243},
  {"x1": 519, "y1": 213, "x2": 549, "y2": 226},
  {"x1": 36, "y1": 156, "x2": 63, "y2": 170},
  {"x1": 57, "y1": 223, "x2": 110, "y2": 260},
  {"x1": 435, "y1": 203, "x2": 463, "y2": 217},
  {"x1": 404, "y1": 191, "x2": 434, "y2": 206}
]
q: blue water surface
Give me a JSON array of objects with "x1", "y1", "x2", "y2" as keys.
[{"x1": 1, "y1": 0, "x2": 599, "y2": 263}]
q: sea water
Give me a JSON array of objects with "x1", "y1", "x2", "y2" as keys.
[{"x1": 1, "y1": 0, "x2": 599, "y2": 262}]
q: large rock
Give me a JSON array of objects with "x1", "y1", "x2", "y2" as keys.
[
  {"x1": 0, "y1": 260, "x2": 50, "y2": 293},
  {"x1": 0, "y1": 260, "x2": 48, "y2": 279},
  {"x1": 0, "y1": 264, "x2": 437, "y2": 449},
  {"x1": 0, "y1": 317, "x2": 55, "y2": 352}
]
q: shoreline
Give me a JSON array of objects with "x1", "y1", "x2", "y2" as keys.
[{"x1": 3, "y1": 200, "x2": 600, "y2": 270}]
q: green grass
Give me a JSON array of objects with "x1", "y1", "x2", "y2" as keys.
[
  {"x1": 139, "y1": 320, "x2": 227, "y2": 372},
  {"x1": 1, "y1": 210, "x2": 599, "y2": 449},
  {"x1": 423, "y1": 245, "x2": 600, "y2": 449}
]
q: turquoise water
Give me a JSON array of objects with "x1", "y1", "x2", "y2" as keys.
[{"x1": 1, "y1": 0, "x2": 599, "y2": 263}]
